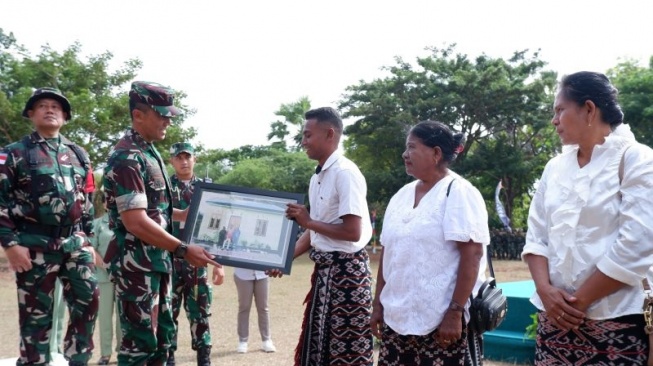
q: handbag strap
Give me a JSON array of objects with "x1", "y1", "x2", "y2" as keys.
[{"x1": 444, "y1": 177, "x2": 496, "y2": 285}]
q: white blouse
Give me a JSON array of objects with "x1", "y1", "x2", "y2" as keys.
[
  {"x1": 522, "y1": 131, "x2": 653, "y2": 320},
  {"x1": 379, "y1": 172, "x2": 490, "y2": 335}
]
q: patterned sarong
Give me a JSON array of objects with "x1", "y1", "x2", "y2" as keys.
[
  {"x1": 295, "y1": 248, "x2": 374, "y2": 366},
  {"x1": 536, "y1": 312, "x2": 649, "y2": 365},
  {"x1": 378, "y1": 319, "x2": 470, "y2": 366},
  {"x1": 464, "y1": 329, "x2": 484, "y2": 366}
]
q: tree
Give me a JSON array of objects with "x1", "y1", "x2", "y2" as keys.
[
  {"x1": 267, "y1": 96, "x2": 311, "y2": 151},
  {"x1": 0, "y1": 28, "x2": 197, "y2": 168},
  {"x1": 608, "y1": 57, "x2": 653, "y2": 148},
  {"x1": 217, "y1": 149, "x2": 313, "y2": 196},
  {"x1": 339, "y1": 45, "x2": 559, "y2": 228}
]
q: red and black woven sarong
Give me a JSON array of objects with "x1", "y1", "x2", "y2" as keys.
[
  {"x1": 295, "y1": 248, "x2": 374, "y2": 366},
  {"x1": 536, "y1": 312, "x2": 649, "y2": 365}
]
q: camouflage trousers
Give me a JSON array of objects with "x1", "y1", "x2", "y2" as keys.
[
  {"x1": 15, "y1": 248, "x2": 98, "y2": 366},
  {"x1": 170, "y1": 258, "x2": 212, "y2": 351},
  {"x1": 114, "y1": 270, "x2": 174, "y2": 366}
]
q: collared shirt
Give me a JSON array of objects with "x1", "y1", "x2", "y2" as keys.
[
  {"x1": 379, "y1": 172, "x2": 490, "y2": 335},
  {"x1": 233, "y1": 267, "x2": 268, "y2": 280},
  {"x1": 522, "y1": 132, "x2": 653, "y2": 320},
  {"x1": 308, "y1": 152, "x2": 372, "y2": 253},
  {"x1": 103, "y1": 129, "x2": 173, "y2": 273}
]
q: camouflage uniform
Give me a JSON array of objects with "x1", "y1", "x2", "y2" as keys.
[
  {"x1": 169, "y1": 162, "x2": 213, "y2": 354},
  {"x1": 103, "y1": 81, "x2": 181, "y2": 366},
  {"x1": 0, "y1": 99, "x2": 99, "y2": 366}
]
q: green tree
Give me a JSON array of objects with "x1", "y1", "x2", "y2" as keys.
[
  {"x1": 267, "y1": 96, "x2": 311, "y2": 151},
  {"x1": 608, "y1": 56, "x2": 653, "y2": 148},
  {"x1": 339, "y1": 45, "x2": 558, "y2": 228},
  {"x1": 217, "y1": 149, "x2": 313, "y2": 196},
  {"x1": 0, "y1": 28, "x2": 197, "y2": 168}
]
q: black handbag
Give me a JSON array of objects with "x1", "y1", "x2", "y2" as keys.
[{"x1": 468, "y1": 251, "x2": 508, "y2": 334}]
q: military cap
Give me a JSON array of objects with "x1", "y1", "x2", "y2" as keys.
[
  {"x1": 22, "y1": 87, "x2": 72, "y2": 120},
  {"x1": 129, "y1": 81, "x2": 181, "y2": 117},
  {"x1": 170, "y1": 142, "x2": 195, "y2": 156}
]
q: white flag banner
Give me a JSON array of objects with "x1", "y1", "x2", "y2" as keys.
[{"x1": 495, "y1": 180, "x2": 512, "y2": 232}]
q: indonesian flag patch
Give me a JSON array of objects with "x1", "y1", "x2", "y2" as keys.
[{"x1": 0, "y1": 153, "x2": 7, "y2": 165}]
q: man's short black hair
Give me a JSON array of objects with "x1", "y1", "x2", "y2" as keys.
[{"x1": 304, "y1": 107, "x2": 343, "y2": 134}]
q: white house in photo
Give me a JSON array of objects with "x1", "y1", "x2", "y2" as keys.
[{"x1": 192, "y1": 197, "x2": 288, "y2": 253}]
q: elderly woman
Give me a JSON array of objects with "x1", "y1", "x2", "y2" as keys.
[
  {"x1": 371, "y1": 120, "x2": 490, "y2": 365},
  {"x1": 522, "y1": 71, "x2": 653, "y2": 364}
]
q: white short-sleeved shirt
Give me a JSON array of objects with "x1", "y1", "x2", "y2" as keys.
[
  {"x1": 308, "y1": 152, "x2": 372, "y2": 253},
  {"x1": 380, "y1": 172, "x2": 490, "y2": 335},
  {"x1": 233, "y1": 267, "x2": 268, "y2": 280},
  {"x1": 522, "y1": 132, "x2": 653, "y2": 320}
]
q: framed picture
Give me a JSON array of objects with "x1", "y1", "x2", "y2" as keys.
[{"x1": 181, "y1": 181, "x2": 304, "y2": 274}]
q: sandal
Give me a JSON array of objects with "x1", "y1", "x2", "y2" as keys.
[{"x1": 98, "y1": 356, "x2": 111, "y2": 365}]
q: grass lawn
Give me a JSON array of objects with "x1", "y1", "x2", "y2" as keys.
[{"x1": 0, "y1": 249, "x2": 532, "y2": 365}]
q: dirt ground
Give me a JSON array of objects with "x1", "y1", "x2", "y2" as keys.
[{"x1": 0, "y1": 249, "x2": 532, "y2": 365}]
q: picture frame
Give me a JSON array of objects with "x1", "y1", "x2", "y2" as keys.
[{"x1": 181, "y1": 181, "x2": 304, "y2": 275}]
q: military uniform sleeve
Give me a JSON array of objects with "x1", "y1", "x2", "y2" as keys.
[
  {"x1": 0, "y1": 149, "x2": 20, "y2": 248},
  {"x1": 106, "y1": 153, "x2": 148, "y2": 213}
]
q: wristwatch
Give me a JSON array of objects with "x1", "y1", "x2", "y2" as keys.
[
  {"x1": 448, "y1": 300, "x2": 465, "y2": 312},
  {"x1": 173, "y1": 241, "x2": 188, "y2": 258}
]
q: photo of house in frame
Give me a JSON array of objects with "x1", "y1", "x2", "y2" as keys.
[{"x1": 182, "y1": 182, "x2": 304, "y2": 274}]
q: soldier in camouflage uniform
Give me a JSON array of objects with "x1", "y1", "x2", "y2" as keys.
[
  {"x1": 167, "y1": 142, "x2": 225, "y2": 366},
  {"x1": 102, "y1": 81, "x2": 220, "y2": 366},
  {"x1": 0, "y1": 87, "x2": 99, "y2": 366}
]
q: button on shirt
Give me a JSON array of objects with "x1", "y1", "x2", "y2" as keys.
[
  {"x1": 308, "y1": 152, "x2": 372, "y2": 253},
  {"x1": 522, "y1": 131, "x2": 653, "y2": 320}
]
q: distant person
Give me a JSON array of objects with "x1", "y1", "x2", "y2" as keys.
[
  {"x1": 103, "y1": 81, "x2": 220, "y2": 365},
  {"x1": 217, "y1": 226, "x2": 227, "y2": 248},
  {"x1": 522, "y1": 71, "x2": 653, "y2": 364},
  {"x1": 167, "y1": 142, "x2": 225, "y2": 366},
  {"x1": 231, "y1": 226, "x2": 241, "y2": 246},
  {"x1": 0, "y1": 87, "x2": 98, "y2": 366},
  {"x1": 272, "y1": 107, "x2": 374, "y2": 365},
  {"x1": 89, "y1": 188, "x2": 122, "y2": 365},
  {"x1": 233, "y1": 268, "x2": 276, "y2": 354},
  {"x1": 370, "y1": 121, "x2": 489, "y2": 365}
]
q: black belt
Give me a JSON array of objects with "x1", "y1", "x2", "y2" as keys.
[{"x1": 19, "y1": 223, "x2": 80, "y2": 238}]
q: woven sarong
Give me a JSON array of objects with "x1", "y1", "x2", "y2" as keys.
[
  {"x1": 536, "y1": 312, "x2": 649, "y2": 365},
  {"x1": 378, "y1": 319, "x2": 470, "y2": 366},
  {"x1": 464, "y1": 328, "x2": 483, "y2": 366},
  {"x1": 295, "y1": 248, "x2": 374, "y2": 366}
]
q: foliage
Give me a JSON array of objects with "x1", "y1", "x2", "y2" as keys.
[
  {"x1": 0, "y1": 28, "x2": 197, "y2": 168},
  {"x1": 267, "y1": 96, "x2": 311, "y2": 151},
  {"x1": 216, "y1": 149, "x2": 313, "y2": 197},
  {"x1": 608, "y1": 57, "x2": 653, "y2": 148},
  {"x1": 525, "y1": 312, "x2": 538, "y2": 340},
  {"x1": 338, "y1": 44, "x2": 559, "y2": 228}
]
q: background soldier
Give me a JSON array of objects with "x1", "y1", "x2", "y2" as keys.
[
  {"x1": 167, "y1": 142, "x2": 224, "y2": 366},
  {"x1": 0, "y1": 87, "x2": 98, "y2": 366},
  {"x1": 103, "y1": 81, "x2": 219, "y2": 366}
]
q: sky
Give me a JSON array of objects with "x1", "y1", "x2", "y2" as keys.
[{"x1": 2, "y1": 0, "x2": 653, "y2": 151}]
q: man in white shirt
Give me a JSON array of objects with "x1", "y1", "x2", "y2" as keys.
[{"x1": 282, "y1": 107, "x2": 374, "y2": 365}]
